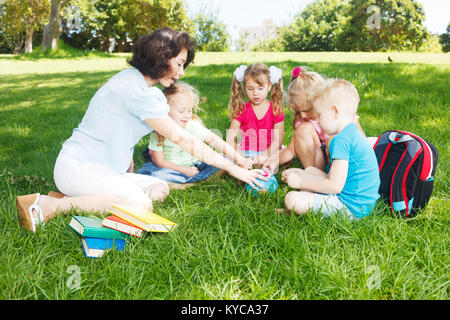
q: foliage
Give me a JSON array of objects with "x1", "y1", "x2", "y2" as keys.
[
  {"x1": 339, "y1": 0, "x2": 429, "y2": 51},
  {"x1": 12, "y1": 40, "x2": 114, "y2": 60},
  {"x1": 277, "y1": 0, "x2": 431, "y2": 52},
  {"x1": 62, "y1": 0, "x2": 193, "y2": 52},
  {"x1": 192, "y1": 10, "x2": 230, "y2": 52},
  {"x1": 278, "y1": 0, "x2": 350, "y2": 52},
  {"x1": 0, "y1": 0, "x2": 49, "y2": 53},
  {"x1": 439, "y1": 23, "x2": 450, "y2": 53},
  {"x1": 418, "y1": 33, "x2": 443, "y2": 53}
]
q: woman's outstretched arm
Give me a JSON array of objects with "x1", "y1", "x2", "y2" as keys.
[{"x1": 145, "y1": 116, "x2": 266, "y2": 188}]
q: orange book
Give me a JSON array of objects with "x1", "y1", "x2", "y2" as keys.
[{"x1": 102, "y1": 215, "x2": 144, "y2": 238}]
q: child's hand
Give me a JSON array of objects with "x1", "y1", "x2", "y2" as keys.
[
  {"x1": 182, "y1": 166, "x2": 200, "y2": 177},
  {"x1": 262, "y1": 156, "x2": 279, "y2": 174},
  {"x1": 253, "y1": 154, "x2": 268, "y2": 167},
  {"x1": 282, "y1": 168, "x2": 305, "y2": 189}
]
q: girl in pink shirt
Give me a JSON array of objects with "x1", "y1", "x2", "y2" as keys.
[{"x1": 226, "y1": 63, "x2": 285, "y2": 166}]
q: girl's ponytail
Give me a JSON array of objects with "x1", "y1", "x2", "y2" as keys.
[
  {"x1": 228, "y1": 73, "x2": 246, "y2": 119},
  {"x1": 267, "y1": 65, "x2": 284, "y2": 116},
  {"x1": 270, "y1": 78, "x2": 284, "y2": 116},
  {"x1": 287, "y1": 67, "x2": 326, "y2": 128}
]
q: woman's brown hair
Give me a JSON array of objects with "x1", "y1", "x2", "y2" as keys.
[{"x1": 128, "y1": 27, "x2": 195, "y2": 80}]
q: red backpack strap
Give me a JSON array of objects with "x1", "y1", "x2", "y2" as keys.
[
  {"x1": 388, "y1": 131, "x2": 423, "y2": 216},
  {"x1": 396, "y1": 130, "x2": 434, "y2": 180}
]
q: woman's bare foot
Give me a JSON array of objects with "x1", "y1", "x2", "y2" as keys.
[
  {"x1": 145, "y1": 182, "x2": 170, "y2": 202},
  {"x1": 168, "y1": 182, "x2": 195, "y2": 190}
]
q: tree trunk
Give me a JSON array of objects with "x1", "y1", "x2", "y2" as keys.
[
  {"x1": 43, "y1": 0, "x2": 62, "y2": 51},
  {"x1": 25, "y1": 29, "x2": 34, "y2": 53}
]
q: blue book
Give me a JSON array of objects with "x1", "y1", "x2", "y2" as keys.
[
  {"x1": 81, "y1": 237, "x2": 126, "y2": 258},
  {"x1": 69, "y1": 215, "x2": 129, "y2": 240}
]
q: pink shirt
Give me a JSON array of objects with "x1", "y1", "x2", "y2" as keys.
[
  {"x1": 294, "y1": 115, "x2": 359, "y2": 144},
  {"x1": 236, "y1": 102, "x2": 285, "y2": 152}
]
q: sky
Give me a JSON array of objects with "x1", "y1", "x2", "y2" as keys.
[{"x1": 184, "y1": 0, "x2": 449, "y2": 48}]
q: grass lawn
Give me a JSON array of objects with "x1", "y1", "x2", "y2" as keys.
[{"x1": 0, "y1": 52, "x2": 448, "y2": 300}]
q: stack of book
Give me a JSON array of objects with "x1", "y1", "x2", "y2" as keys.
[{"x1": 69, "y1": 203, "x2": 177, "y2": 258}]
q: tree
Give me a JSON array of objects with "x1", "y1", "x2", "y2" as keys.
[
  {"x1": 278, "y1": 0, "x2": 350, "y2": 51},
  {"x1": 0, "y1": 0, "x2": 25, "y2": 53},
  {"x1": 439, "y1": 23, "x2": 450, "y2": 52},
  {"x1": 192, "y1": 9, "x2": 230, "y2": 52},
  {"x1": 43, "y1": 0, "x2": 71, "y2": 51},
  {"x1": 339, "y1": 0, "x2": 428, "y2": 51},
  {"x1": 0, "y1": 0, "x2": 49, "y2": 53},
  {"x1": 276, "y1": 0, "x2": 429, "y2": 52},
  {"x1": 120, "y1": 0, "x2": 193, "y2": 48},
  {"x1": 23, "y1": 0, "x2": 49, "y2": 52},
  {"x1": 61, "y1": 0, "x2": 193, "y2": 52}
]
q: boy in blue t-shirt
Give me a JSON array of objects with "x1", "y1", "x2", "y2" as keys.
[{"x1": 282, "y1": 79, "x2": 380, "y2": 219}]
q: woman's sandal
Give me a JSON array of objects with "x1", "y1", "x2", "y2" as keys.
[
  {"x1": 16, "y1": 193, "x2": 46, "y2": 232},
  {"x1": 47, "y1": 191, "x2": 66, "y2": 199}
]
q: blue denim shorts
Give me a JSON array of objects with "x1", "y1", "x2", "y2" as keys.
[
  {"x1": 137, "y1": 161, "x2": 220, "y2": 184},
  {"x1": 242, "y1": 150, "x2": 263, "y2": 159}
]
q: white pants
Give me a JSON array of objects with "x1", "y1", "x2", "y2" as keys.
[{"x1": 54, "y1": 153, "x2": 167, "y2": 206}]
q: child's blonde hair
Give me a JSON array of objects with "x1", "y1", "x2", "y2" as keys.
[
  {"x1": 155, "y1": 82, "x2": 203, "y2": 146},
  {"x1": 313, "y1": 79, "x2": 360, "y2": 116},
  {"x1": 287, "y1": 67, "x2": 326, "y2": 128},
  {"x1": 228, "y1": 63, "x2": 284, "y2": 119}
]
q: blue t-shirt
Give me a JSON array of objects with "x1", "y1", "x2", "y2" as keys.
[
  {"x1": 329, "y1": 123, "x2": 380, "y2": 218},
  {"x1": 60, "y1": 68, "x2": 170, "y2": 173}
]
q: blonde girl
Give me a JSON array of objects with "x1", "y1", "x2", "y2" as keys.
[
  {"x1": 138, "y1": 82, "x2": 253, "y2": 186},
  {"x1": 263, "y1": 66, "x2": 365, "y2": 173},
  {"x1": 226, "y1": 63, "x2": 285, "y2": 167}
]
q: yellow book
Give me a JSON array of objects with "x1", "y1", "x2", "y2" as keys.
[{"x1": 109, "y1": 203, "x2": 177, "y2": 233}]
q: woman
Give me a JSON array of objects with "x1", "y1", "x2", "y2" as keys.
[{"x1": 16, "y1": 27, "x2": 266, "y2": 232}]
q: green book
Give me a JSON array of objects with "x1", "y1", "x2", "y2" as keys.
[{"x1": 69, "y1": 215, "x2": 129, "y2": 240}]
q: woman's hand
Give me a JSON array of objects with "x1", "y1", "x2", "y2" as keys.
[
  {"x1": 262, "y1": 152, "x2": 281, "y2": 174},
  {"x1": 127, "y1": 159, "x2": 134, "y2": 173},
  {"x1": 253, "y1": 154, "x2": 268, "y2": 167},
  {"x1": 236, "y1": 156, "x2": 254, "y2": 170},
  {"x1": 228, "y1": 166, "x2": 267, "y2": 189}
]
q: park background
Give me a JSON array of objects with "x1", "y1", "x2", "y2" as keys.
[{"x1": 0, "y1": 0, "x2": 449, "y2": 300}]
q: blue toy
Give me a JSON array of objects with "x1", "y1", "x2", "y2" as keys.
[{"x1": 246, "y1": 172, "x2": 278, "y2": 196}]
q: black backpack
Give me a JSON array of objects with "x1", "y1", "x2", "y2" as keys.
[{"x1": 373, "y1": 130, "x2": 438, "y2": 217}]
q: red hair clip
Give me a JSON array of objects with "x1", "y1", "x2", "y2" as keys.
[{"x1": 292, "y1": 67, "x2": 301, "y2": 78}]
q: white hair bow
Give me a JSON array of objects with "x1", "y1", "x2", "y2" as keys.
[
  {"x1": 269, "y1": 66, "x2": 282, "y2": 84},
  {"x1": 233, "y1": 65, "x2": 247, "y2": 82}
]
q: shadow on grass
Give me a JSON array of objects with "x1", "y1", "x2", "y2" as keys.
[{"x1": 0, "y1": 46, "x2": 116, "y2": 61}]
